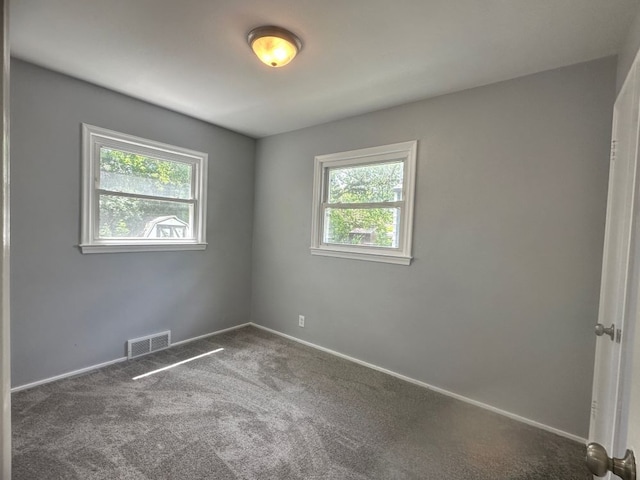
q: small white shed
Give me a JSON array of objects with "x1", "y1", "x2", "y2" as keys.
[{"x1": 142, "y1": 215, "x2": 189, "y2": 238}]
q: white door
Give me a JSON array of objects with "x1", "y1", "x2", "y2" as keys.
[{"x1": 588, "y1": 54, "x2": 640, "y2": 478}]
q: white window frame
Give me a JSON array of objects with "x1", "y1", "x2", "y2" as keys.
[
  {"x1": 80, "y1": 124, "x2": 208, "y2": 254},
  {"x1": 310, "y1": 141, "x2": 417, "y2": 265}
]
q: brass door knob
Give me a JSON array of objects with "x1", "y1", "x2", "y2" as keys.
[
  {"x1": 586, "y1": 443, "x2": 636, "y2": 480},
  {"x1": 595, "y1": 323, "x2": 615, "y2": 341}
]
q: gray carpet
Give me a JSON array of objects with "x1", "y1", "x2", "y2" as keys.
[{"x1": 12, "y1": 326, "x2": 589, "y2": 479}]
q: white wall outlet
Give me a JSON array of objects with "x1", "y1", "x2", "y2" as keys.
[{"x1": 298, "y1": 315, "x2": 305, "y2": 327}]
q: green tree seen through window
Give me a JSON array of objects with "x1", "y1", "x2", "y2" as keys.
[
  {"x1": 326, "y1": 161, "x2": 403, "y2": 247},
  {"x1": 98, "y1": 148, "x2": 193, "y2": 238}
]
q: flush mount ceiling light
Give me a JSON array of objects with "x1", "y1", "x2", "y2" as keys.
[{"x1": 247, "y1": 26, "x2": 302, "y2": 68}]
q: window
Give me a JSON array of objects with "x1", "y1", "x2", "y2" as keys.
[
  {"x1": 80, "y1": 124, "x2": 208, "y2": 253},
  {"x1": 310, "y1": 141, "x2": 417, "y2": 265}
]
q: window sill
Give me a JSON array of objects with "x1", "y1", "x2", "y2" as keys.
[
  {"x1": 310, "y1": 247, "x2": 412, "y2": 265},
  {"x1": 79, "y1": 243, "x2": 207, "y2": 254}
]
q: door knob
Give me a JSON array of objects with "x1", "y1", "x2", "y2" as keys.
[
  {"x1": 595, "y1": 323, "x2": 616, "y2": 341},
  {"x1": 586, "y1": 443, "x2": 636, "y2": 480}
]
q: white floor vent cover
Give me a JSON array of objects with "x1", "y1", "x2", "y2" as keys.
[{"x1": 128, "y1": 331, "x2": 171, "y2": 359}]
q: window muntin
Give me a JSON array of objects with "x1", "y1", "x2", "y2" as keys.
[
  {"x1": 311, "y1": 141, "x2": 417, "y2": 265},
  {"x1": 81, "y1": 124, "x2": 208, "y2": 253}
]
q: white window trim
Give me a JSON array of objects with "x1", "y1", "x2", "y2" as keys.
[
  {"x1": 80, "y1": 124, "x2": 208, "y2": 254},
  {"x1": 310, "y1": 140, "x2": 417, "y2": 265}
]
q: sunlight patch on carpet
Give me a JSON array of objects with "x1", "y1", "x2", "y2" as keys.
[{"x1": 132, "y1": 348, "x2": 224, "y2": 380}]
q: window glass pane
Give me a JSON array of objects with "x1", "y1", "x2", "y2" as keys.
[
  {"x1": 327, "y1": 160, "x2": 404, "y2": 204},
  {"x1": 98, "y1": 195, "x2": 193, "y2": 239},
  {"x1": 99, "y1": 147, "x2": 193, "y2": 200},
  {"x1": 324, "y1": 207, "x2": 400, "y2": 248}
]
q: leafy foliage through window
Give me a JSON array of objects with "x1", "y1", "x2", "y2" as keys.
[
  {"x1": 98, "y1": 149, "x2": 193, "y2": 238},
  {"x1": 311, "y1": 141, "x2": 417, "y2": 265},
  {"x1": 325, "y1": 161, "x2": 403, "y2": 247},
  {"x1": 81, "y1": 125, "x2": 208, "y2": 253}
]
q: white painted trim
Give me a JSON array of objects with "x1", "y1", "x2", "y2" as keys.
[
  {"x1": 79, "y1": 242, "x2": 207, "y2": 254},
  {"x1": 310, "y1": 247, "x2": 411, "y2": 265},
  {"x1": 170, "y1": 322, "x2": 250, "y2": 347},
  {"x1": 11, "y1": 323, "x2": 250, "y2": 393},
  {"x1": 310, "y1": 141, "x2": 417, "y2": 266},
  {"x1": 81, "y1": 123, "x2": 208, "y2": 254},
  {"x1": 250, "y1": 323, "x2": 587, "y2": 444},
  {"x1": 313, "y1": 142, "x2": 417, "y2": 163},
  {"x1": 0, "y1": 0, "x2": 9, "y2": 476},
  {"x1": 11, "y1": 356, "x2": 128, "y2": 393}
]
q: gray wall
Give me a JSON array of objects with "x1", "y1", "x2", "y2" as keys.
[
  {"x1": 617, "y1": 2, "x2": 640, "y2": 92},
  {"x1": 11, "y1": 59, "x2": 256, "y2": 387},
  {"x1": 251, "y1": 57, "x2": 616, "y2": 438},
  {"x1": 11, "y1": 54, "x2": 616, "y2": 437}
]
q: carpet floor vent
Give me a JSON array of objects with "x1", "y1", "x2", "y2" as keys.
[{"x1": 127, "y1": 331, "x2": 171, "y2": 359}]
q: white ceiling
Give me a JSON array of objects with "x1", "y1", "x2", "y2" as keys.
[{"x1": 10, "y1": 0, "x2": 639, "y2": 138}]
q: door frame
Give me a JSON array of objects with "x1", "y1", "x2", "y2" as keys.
[{"x1": 0, "y1": 0, "x2": 10, "y2": 478}]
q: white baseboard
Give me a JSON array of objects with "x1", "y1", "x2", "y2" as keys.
[
  {"x1": 249, "y1": 322, "x2": 587, "y2": 444},
  {"x1": 11, "y1": 322, "x2": 251, "y2": 393},
  {"x1": 12, "y1": 320, "x2": 588, "y2": 444},
  {"x1": 11, "y1": 356, "x2": 128, "y2": 393},
  {"x1": 170, "y1": 323, "x2": 251, "y2": 347}
]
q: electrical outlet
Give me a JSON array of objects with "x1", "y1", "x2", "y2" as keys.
[{"x1": 298, "y1": 315, "x2": 305, "y2": 327}]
